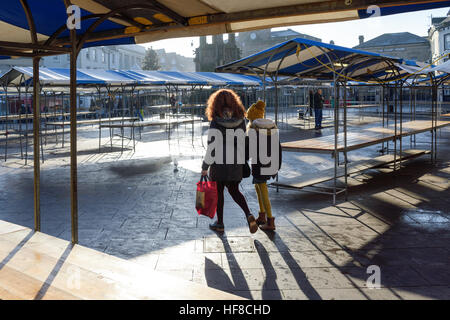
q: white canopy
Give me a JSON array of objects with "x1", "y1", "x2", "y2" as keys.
[{"x1": 396, "y1": 59, "x2": 450, "y2": 75}]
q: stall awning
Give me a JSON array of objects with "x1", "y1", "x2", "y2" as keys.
[
  {"x1": 0, "y1": 66, "x2": 104, "y2": 87},
  {"x1": 0, "y1": 1, "x2": 449, "y2": 57},
  {"x1": 397, "y1": 59, "x2": 450, "y2": 75},
  {"x1": 216, "y1": 37, "x2": 420, "y2": 83},
  {"x1": 196, "y1": 72, "x2": 263, "y2": 86},
  {"x1": 0, "y1": 67, "x2": 264, "y2": 88}
]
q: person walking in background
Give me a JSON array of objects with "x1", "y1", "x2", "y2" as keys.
[
  {"x1": 246, "y1": 100, "x2": 282, "y2": 231},
  {"x1": 201, "y1": 89, "x2": 258, "y2": 234},
  {"x1": 314, "y1": 89, "x2": 324, "y2": 130},
  {"x1": 308, "y1": 90, "x2": 314, "y2": 117},
  {"x1": 170, "y1": 94, "x2": 176, "y2": 114}
]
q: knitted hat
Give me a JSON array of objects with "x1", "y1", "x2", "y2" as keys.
[{"x1": 246, "y1": 100, "x2": 265, "y2": 121}]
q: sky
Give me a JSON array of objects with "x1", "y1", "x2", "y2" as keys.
[{"x1": 142, "y1": 7, "x2": 449, "y2": 58}]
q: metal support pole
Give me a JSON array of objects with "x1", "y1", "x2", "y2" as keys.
[
  {"x1": 428, "y1": 79, "x2": 434, "y2": 163},
  {"x1": 17, "y1": 84, "x2": 24, "y2": 160},
  {"x1": 343, "y1": 82, "x2": 348, "y2": 201},
  {"x1": 333, "y1": 81, "x2": 338, "y2": 205},
  {"x1": 25, "y1": 86, "x2": 29, "y2": 164},
  {"x1": 4, "y1": 85, "x2": 8, "y2": 161},
  {"x1": 43, "y1": 91, "x2": 47, "y2": 146},
  {"x1": 40, "y1": 86, "x2": 45, "y2": 164},
  {"x1": 409, "y1": 86, "x2": 413, "y2": 149},
  {"x1": 381, "y1": 85, "x2": 385, "y2": 153},
  {"x1": 274, "y1": 81, "x2": 279, "y2": 125},
  {"x1": 387, "y1": 86, "x2": 390, "y2": 153},
  {"x1": 431, "y1": 78, "x2": 437, "y2": 164},
  {"x1": 32, "y1": 57, "x2": 41, "y2": 232},
  {"x1": 394, "y1": 84, "x2": 398, "y2": 172},
  {"x1": 399, "y1": 84, "x2": 403, "y2": 168},
  {"x1": 414, "y1": 86, "x2": 417, "y2": 146},
  {"x1": 70, "y1": 34, "x2": 78, "y2": 244},
  {"x1": 434, "y1": 86, "x2": 438, "y2": 163}
]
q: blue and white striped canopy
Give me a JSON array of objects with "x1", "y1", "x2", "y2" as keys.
[
  {"x1": 119, "y1": 70, "x2": 265, "y2": 86},
  {"x1": 0, "y1": 67, "x2": 264, "y2": 87},
  {"x1": 216, "y1": 37, "x2": 422, "y2": 83},
  {"x1": 0, "y1": 66, "x2": 105, "y2": 86}
]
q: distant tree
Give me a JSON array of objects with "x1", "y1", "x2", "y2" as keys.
[{"x1": 142, "y1": 48, "x2": 160, "y2": 70}]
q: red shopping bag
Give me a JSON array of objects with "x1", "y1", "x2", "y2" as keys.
[{"x1": 196, "y1": 175, "x2": 217, "y2": 219}]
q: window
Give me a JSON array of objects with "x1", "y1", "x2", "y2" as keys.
[
  {"x1": 92, "y1": 49, "x2": 96, "y2": 61},
  {"x1": 102, "y1": 52, "x2": 105, "y2": 63},
  {"x1": 86, "y1": 50, "x2": 90, "y2": 60},
  {"x1": 111, "y1": 54, "x2": 115, "y2": 64},
  {"x1": 445, "y1": 34, "x2": 450, "y2": 50}
]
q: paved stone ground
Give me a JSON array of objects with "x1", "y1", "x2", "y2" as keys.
[{"x1": 0, "y1": 112, "x2": 449, "y2": 300}]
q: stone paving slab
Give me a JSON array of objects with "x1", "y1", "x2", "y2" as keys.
[
  {"x1": 391, "y1": 286, "x2": 450, "y2": 300},
  {"x1": 204, "y1": 236, "x2": 255, "y2": 253}
]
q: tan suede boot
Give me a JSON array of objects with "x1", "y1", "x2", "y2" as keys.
[
  {"x1": 256, "y1": 212, "x2": 267, "y2": 225},
  {"x1": 259, "y1": 217, "x2": 276, "y2": 231},
  {"x1": 247, "y1": 215, "x2": 258, "y2": 234}
]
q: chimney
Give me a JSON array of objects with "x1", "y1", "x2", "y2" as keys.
[{"x1": 359, "y1": 35, "x2": 364, "y2": 45}]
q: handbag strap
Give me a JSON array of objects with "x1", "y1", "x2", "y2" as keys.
[{"x1": 200, "y1": 175, "x2": 208, "y2": 182}]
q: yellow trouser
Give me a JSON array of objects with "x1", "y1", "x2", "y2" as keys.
[{"x1": 255, "y1": 182, "x2": 272, "y2": 218}]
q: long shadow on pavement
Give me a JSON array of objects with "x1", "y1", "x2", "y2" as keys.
[{"x1": 204, "y1": 234, "x2": 252, "y2": 300}]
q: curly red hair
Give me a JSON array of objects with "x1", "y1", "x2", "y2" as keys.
[{"x1": 205, "y1": 89, "x2": 246, "y2": 121}]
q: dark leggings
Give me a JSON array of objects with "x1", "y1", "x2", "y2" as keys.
[{"x1": 216, "y1": 181, "x2": 251, "y2": 224}]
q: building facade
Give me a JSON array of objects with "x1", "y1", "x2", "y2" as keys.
[
  {"x1": 428, "y1": 11, "x2": 450, "y2": 64},
  {"x1": 0, "y1": 44, "x2": 146, "y2": 74},
  {"x1": 155, "y1": 49, "x2": 195, "y2": 72},
  {"x1": 354, "y1": 32, "x2": 431, "y2": 62},
  {"x1": 194, "y1": 33, "x2": 241, "y2": 72},
  {"x1": 428, "y1": 11, "x2": 450, "y2": 102}
]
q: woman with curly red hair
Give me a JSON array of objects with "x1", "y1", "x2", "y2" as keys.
[{"x1": 201, "y1": 89, "x2": 258, "y2": 234}]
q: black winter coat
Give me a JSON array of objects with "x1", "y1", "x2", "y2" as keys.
[
  {"x1": 314, "y1": 92, "x2": 324, "y2": 109},
  {"x1": 202, "y1": 117, "x2": 248, "y2": 182}
]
